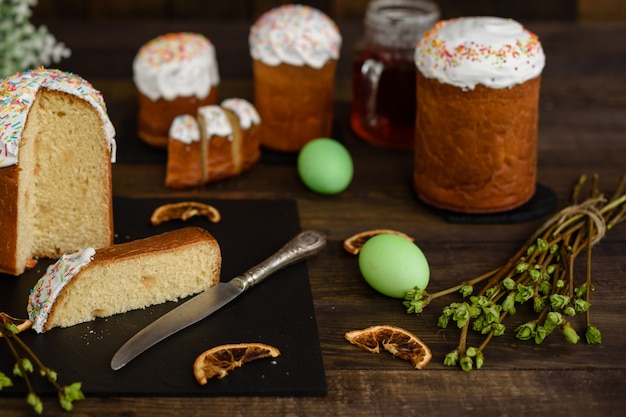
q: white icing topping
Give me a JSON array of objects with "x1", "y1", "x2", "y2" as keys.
[
  {"x1": 133, "y1": 32, "x2": 220, "y2": 101},
  {"x1": 415, "y1": 17, "x2": 545, "y2": 90},
  {"x1": 0, "y1": 68, "x2": 117, "y2": 168},
  {"x1": 169, "y1": 114, "x2": 200, "y2": 144},
  {"x1": 27, "y1": 248, "x2": 96, "y2": 333},
  {"x1": 198, "y1": 105, "x2": 232, "y2": 140},
  {"x1": 221, "y1": 98, "x2": 260, "y2": 130},
  {"x1": 249, "y1": 4, "x2": 342, "y2": 68}
]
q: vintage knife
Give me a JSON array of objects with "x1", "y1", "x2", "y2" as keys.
[{"x1": 111, "y1": 230, "x2": 326, "y2": 370}]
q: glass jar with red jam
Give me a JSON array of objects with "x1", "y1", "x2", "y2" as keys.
[{"x1": 351, "y1": 0, "x2": 439, "y2": 149}]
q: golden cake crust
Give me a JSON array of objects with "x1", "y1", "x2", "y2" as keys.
[
  {"x1": 0, "y1": 165, "x2": 20, "y2": 274},
  {"x1": 166, "y1": 138, "x2": 204, "y2": 189},
  {"x1": 253, "y1": 60, "x2": 336, "y2": 152},
  {"x1": 41, "y1": 227, "x2": 221, "y2": 332},
  {"x1": 414, "y1": 73, "x2": 541, "y2": 213}
]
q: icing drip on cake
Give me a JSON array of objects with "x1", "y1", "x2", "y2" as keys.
[
  {"x1": 169, "y1": 114, "x2": 200, "y2": 144},
  {"x1": 133, "y1": 32, "x2": 220, "y2": 101},
  {"x1": 414, "y1": 17, "x2": 545, "y2": 90},
  {"x1": 198, "y1": 105, "x2": 232, "y2": 140},
  {"x1": 27, "y1": 248, "x2": 96, "y2": 333},
  {"x1": 0, "y1": 68, "x2": 117, "y2": 168},
  {"x1": 221, "y1": 98, "x2": 260, "y2": 130},
  {"x1": 249, "y1": 4, "x2": 342, "y2": 69}
]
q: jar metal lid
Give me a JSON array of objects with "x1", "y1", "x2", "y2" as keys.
[{"x1": 364, "y1": 0, "x2": 440, "y2": 48}]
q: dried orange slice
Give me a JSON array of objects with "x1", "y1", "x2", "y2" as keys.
[
  {"x1": 345, "y1": 325, "x2": 432, "y2": 370},
  {"x1": 193, "y1": 343, "x2": 281, "y2": 384},
  {"x1": 150, "y1": 201, "x2": 221, "y2": 226},
  {"x1": 0, "y1": 313, "x2": 32, "y2": 337},
  {"x1": 343, "y1": 229, "x2": 414, "y2": 255}
]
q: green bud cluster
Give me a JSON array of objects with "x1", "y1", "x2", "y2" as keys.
[
  {"x1": 403, "y1": 286, "x2": 430, "y2": 314},
  {"x1": 1, "y1": 314, "x2": 85, "y2": 414}
]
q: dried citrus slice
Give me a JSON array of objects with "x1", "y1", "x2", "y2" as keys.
[
  {"x1": 150, "y1": 201, "x2": 221, "y2": 226},
  {"x1": 0, "y1": 313, "x2": 32, "y2": 337},
  {"x1": 345, "y1": 325, "x2": 432, "y2": 370},
  {"x1": 193, "y1": 342, "x2": 281, "y2": 384},
  {"x1": 343, "y1": 229, "x2": 414, "y2": 255}
]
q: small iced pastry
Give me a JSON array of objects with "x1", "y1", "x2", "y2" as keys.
[
  {"x1": 0, "y1": 68, "x2": 116, "y2": 276},
  {"x1": 164, "y1": 99, "x2": 261, "y2": 189},
  {"x1": 133, "y1": 32, "x2": 220, "y2": 148},
  {"x1": 221, "y1": 98, "x2": 261, "y2": 174},
  {"x1": 165, "y1": 114, "x2": 203, "y2": 189},
  {"x1": 413, "y1": 17, "x2": 546, "y2": 213},
  {"x1": 249, "y1": 4, "x2": 342, "y2": 152},
  {"x1": 198, "y1": 105, "x2": 235, "y2": 183},
  {"x1": 27, "y1": 227, "x2": 222, "y2": 333}
]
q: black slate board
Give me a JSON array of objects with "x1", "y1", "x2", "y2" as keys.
[{"x1": 0, "y1": 198, "x2": 326, "y2": 397}]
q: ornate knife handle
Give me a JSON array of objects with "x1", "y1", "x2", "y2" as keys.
[{"x1": 233, "y1": 230, "x2": 327, "y2": 290}]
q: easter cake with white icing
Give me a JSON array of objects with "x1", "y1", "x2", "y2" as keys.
[
  {"x1": 413, "y1": 17, "x2": 546, "y2": 213},
  {"x1": 0, "y1": 68, "x2": 117, "y2": 276},
  {"x1": 165, "y1": 98, "x2": 261, "y2": 189},
  {"x1": 249, "y1": 4, "x2": 342, "y2": 152},
  {"x1": 133, "y1": 32, "x2": 220, "y2": 148}
]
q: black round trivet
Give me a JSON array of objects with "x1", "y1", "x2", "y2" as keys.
[{"x1": 422, "y1": 182, "x2": 559, "y2": 224}]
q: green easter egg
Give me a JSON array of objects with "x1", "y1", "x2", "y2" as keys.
[
  {"x1": 297, "y1": 138, "x2": 353, "y2": 195},
  {"x1": 358, "y1": 234, "x2": 430, "y2": 298}
]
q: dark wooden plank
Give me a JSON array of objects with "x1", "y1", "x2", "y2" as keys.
[{"x1": 2, "y1": 369, "x2": 625, "y2": 417}]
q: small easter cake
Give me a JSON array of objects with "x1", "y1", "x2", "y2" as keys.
[
  {"x1": 165, "y1": 99, "x2": 261, "y2": 189},
  {"x1": 165, "y1": 114, "x2": 204, "y2": 188},
  {"x1": 133, "y1": 32, "x2": 220, "y2": 148},
  {"x1": 249, "y1": 4, "x2": 342, "y2": 152}
]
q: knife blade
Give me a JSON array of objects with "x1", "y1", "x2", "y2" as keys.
[{"x1": 111, "y1": 230, "x2": 326, "y2": 370}]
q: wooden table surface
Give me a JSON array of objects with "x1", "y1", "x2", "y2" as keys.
[{"x1": 2, "y1": 19, "x2": 626, "y2": 416}]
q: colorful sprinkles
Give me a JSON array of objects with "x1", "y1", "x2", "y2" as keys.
[
  {"x1": 198, "y1": 105, "x2": 233, "y2": 140},
  {"x1": 0, "y1": 68, "x2": 117, "y2": 167},
  {"x1": 221, "y1": 98, "x2": 260, "y2": 130},
  {"x1": 415, "y1": 17, "x2": 545, "y2": 89},
  {"x1": 249, "y1": 4, "x2": 342, "y2": 68},
  {"x1": 133, "y1": 32, "x2": 219, "y2": 101},
  {"x1": 27, "y1": 247, "x2": 96, "y2": 333},
  {"x1": 137, "y1": 33, "x2": 213, "y2": 68},
  {"x1": 169, "y1": 114, "x2": 200, "y2": 144}
]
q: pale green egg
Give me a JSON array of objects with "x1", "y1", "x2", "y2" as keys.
[
  {"x1": 297, "y1": 138, "x2": 353, "y2": 195},
  {"x1": 358, "y1": 234, "x2": 430, "y2": 298}
]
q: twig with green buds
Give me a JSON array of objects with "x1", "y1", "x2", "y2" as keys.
[
  {"x1": 0, "y1": 313, "x2": 84, "y2": 414},
  {"x1": 404, "y1": 174, "x2": 626, "y2": 371}
]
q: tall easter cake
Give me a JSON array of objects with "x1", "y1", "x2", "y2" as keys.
[
  {"x1": 413, "y1": 17, "x2": 545, "y2": 213},
  {"x1": 133, "y1": 32, "x2": 220, "y2": 148},
  {"x1": 0, "y1": 68, "x2": 117, "y2": 276},
  {"x1": 249, "y1": 4, "x2": 342, "y2": 152},
  {"x1": 165, "y1": 98, "x2": 261, "y2": 189},
  {"x1": 27, "y1": 227, "x2": 222, "y2": 333}
]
